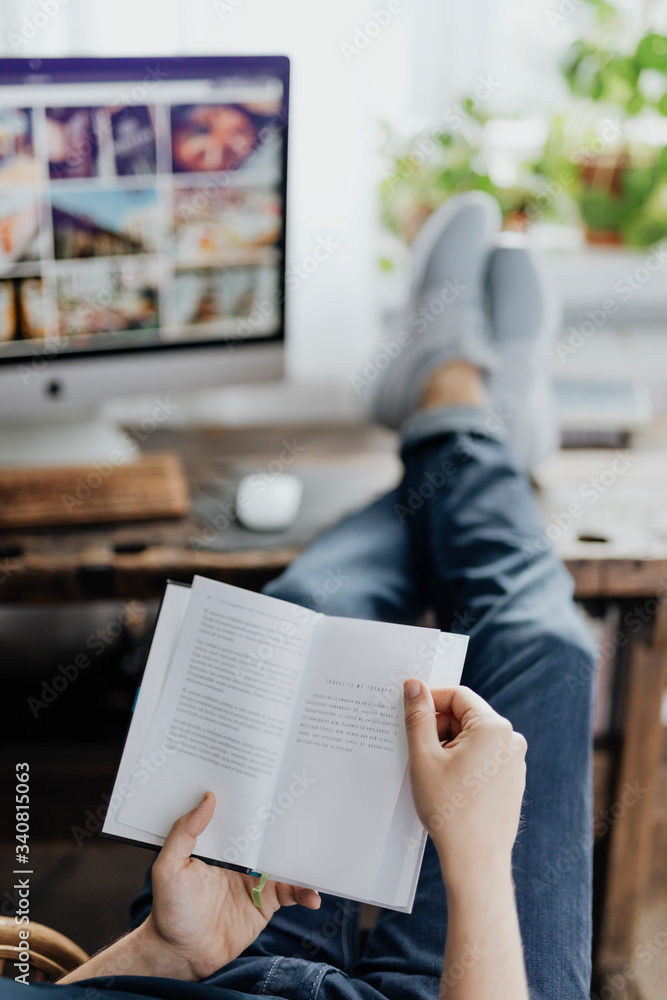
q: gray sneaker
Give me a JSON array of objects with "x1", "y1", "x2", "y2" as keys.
[
  {"x1": 370, "y1": 192, "x2": 502, "y2": 429},
  {"x1": 485, "y1": 233, "x2": 561, "y2": 470}
]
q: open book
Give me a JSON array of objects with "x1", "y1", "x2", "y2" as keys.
[{"x1": 102, "y1": 575, "x2": 468, "y2": 912}]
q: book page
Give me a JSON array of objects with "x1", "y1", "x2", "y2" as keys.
[
  {"x1": 102, "y1": 582, "x2": 191, "y2": 848},
  {"x1": 368, "y1": 630, "x2": 469, "y2": 910},
  {"x1": 117, "y1": 576, "x2": 319, "y2": 869},
  {"x1": 256, "y1": 615, "x2": 442, "y2": 899}
]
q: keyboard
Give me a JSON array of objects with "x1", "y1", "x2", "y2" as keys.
[{"x1": 0, "y1": 452, "x2": 189, "y2": 528}]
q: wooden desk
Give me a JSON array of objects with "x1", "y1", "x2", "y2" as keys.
[
  {"x1": 534, "y1": 446, "x2": 667, "y2": 994},
  {"x1": 0, "y1": 425, "x2": 401, "y2": 603},
  {"x1": 1, "y1": 422, "x2": 665, "y2": 996}
]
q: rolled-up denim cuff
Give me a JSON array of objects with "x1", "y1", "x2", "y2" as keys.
[{"x1": 400, "y1": 405, "x2": 507, "y2": 449}]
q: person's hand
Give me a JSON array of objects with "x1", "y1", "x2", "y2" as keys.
[
  {"x1": 403, "y1": 681, "x2": 527, "y2": 890},
  {"x1": 140, "y1": 792, "x2": 320, "y2": 981}
]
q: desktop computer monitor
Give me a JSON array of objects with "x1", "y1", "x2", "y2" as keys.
[{"x1": 0, "y1": 54, "x2": 289, "y2": 465}]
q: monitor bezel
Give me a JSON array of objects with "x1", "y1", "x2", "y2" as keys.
[{"x1": 0, "y1": 54, "x2": 290, "y2": 369}]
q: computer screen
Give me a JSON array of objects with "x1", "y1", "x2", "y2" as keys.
[{"x1": 0, "y1": 56, "x2": 289, "y2": 366}]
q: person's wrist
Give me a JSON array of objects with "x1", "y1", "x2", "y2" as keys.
[
  {"x1": 433, "y1": 840, "x2": 514, "y2": 902},
  {"x1": 134, "y1": 916, "x2": 199, "y2": 982}
]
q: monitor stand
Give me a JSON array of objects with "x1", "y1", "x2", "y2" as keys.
[{"x1": 0, "y1": 410, "x2": 139, "y2": 468}]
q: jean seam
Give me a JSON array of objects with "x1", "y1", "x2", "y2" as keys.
[
  {"x1": 308, "y1": 963, "x2": 328, "y2": 1000},
  {"x1": 260, "y1": 955, "x2": 283, "y2": 995}
]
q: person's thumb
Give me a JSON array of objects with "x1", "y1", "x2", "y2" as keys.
[
  {"x1": 403, "y1": 678, "x2": 439, "y2": 758},
  {"x1": 158, "y1": 791, "x2": 216, "y2": 876}
]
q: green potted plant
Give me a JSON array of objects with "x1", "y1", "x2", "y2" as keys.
[
  {"x1": 380, "y1": 2, "x2": 667, "y2": 256},
  {"x1": 379, "y1": 103, "x2": 541, "y2": 254},
  {"x1": 548, "y1": 28, "x2": 667, "y2": 245}
]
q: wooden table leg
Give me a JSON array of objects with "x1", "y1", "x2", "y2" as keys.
[{"x1": 597, "y1": 603, "x2": 667, "y2": 996}]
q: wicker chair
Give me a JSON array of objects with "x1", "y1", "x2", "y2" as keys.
[{"x1": 0, "y1": 916, "x2": 89, "y2": 982}]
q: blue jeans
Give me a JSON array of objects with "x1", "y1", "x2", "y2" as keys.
[{"x1": 128, "y1": 411, "x2": 595, "y2": 1000}]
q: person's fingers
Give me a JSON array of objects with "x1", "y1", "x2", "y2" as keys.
[
  {"x1": 428, "y1": 687, "x2": 458, "y2": 716},
  {"x1": 158, "y1": 792, "x2": 216, "y2": 875},
  {"x1": 403, "y1": 678, "x2": 441, "y2": 757},
  {"x1": 301, "y1": 889, "x2": 321, "y2": 910},
  {"x1": 270, "y1": 881, "x2": 296, "y2": 908},
  {"x1": 269, "y1": 881, "x2": 321, "y2": 910},
  {"x1": 288, "y1": 885, "x2": 321, "y2": 910},
  {"x1": 431, "y1": 685, "x2": 495, "y2": 718},
  {"x1": 431, "y1": 686, "x2": 502, "y2": 728},
  {"x1": 435, "y1": 711, "x2": 462, "y2": 743}
]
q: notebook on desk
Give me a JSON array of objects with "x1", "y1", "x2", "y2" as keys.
[{"x1": 555, "y1": 379, "x2": 652, "y2": 448}]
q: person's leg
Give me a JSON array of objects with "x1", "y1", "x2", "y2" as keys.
[
  {"x1": 361, "y1": 186, "x2": 593, "y2": 1000},
  {"x1": 356, "y1": 367, "x2": 595, "y2": 1000},
  {"x1": 261, "y1": 487, "x2": 427, "y2": 623}
]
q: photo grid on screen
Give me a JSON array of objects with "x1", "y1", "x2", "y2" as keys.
[{"x1": 0, "y1": 73, "x2": 285, "y2": 356}]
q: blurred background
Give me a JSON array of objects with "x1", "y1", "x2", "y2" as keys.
[{"x1": 1, "y1": 0, "x2": 666, "y2": 419}]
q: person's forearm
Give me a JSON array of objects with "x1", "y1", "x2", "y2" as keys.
[
  {"x1": 439, "y1": 864, "x2": 528, "y2": 1000},
  {"x1": 57, "y1": 917, "x2": 195, "y2": 984}
]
